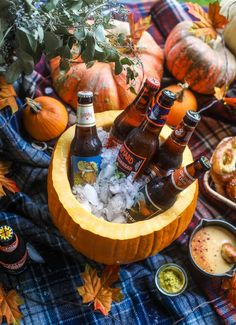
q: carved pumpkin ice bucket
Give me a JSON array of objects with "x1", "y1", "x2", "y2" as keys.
[{"x1": 48, "y1": 111, "x2": 198, "y2": 264}]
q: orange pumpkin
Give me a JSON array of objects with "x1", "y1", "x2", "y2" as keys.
[
  {"x1": 50, "y1": 20, "x2": 164, "y2": 113},
  {"x1": 47, "y1": 110, "x2": 198, "y2": 265},
  {"x1": 22, "y1": 96, "x2": 68, "y2": 141},
  {"x1": 160, "y1": 83, "x2": 198, "y2": 127},
  {"x1": 165, "y1": 21, "x2": 236, "y2": 94}
]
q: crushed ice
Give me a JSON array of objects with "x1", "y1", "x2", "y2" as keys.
[{"x1": 72, "y1": 128, "x2": 144, "y2": 223}]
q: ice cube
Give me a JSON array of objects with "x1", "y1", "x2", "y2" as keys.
[{"x1": 83, "y1": 184, "x2": 99, "y2": 206}]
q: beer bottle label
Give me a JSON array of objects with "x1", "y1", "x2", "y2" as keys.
[
  {"x1": 71, "y1": 155, "x2": 102, "y2": 186},
  {"x1": 124, "y1": 185, "x2": 162, "y2": 222},
  {"x1": 171, "y1": 166, "x2": 195, "y2": 190},
  {"x1": 0, "y1": 250, "x2": 28, "y2": 273},
  {"x1": 116, "y1": 143, "x2": 147, "y2": 177},
  {"x1": 77, "y1": 104, "x2": 96, "y2": 127},
  {"x1": 171, "y1": 122, "x2": 195, "y2": 146},
  {"x1": 146, "y1": 104, "x2": 170, "y2": 127}
]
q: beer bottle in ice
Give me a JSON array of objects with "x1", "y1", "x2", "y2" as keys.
[
  {"x1": 0, "y1": 225, "x2": 29, "y2": 274},
  {"x1": 148, "y1": 110, "x2": 201, "y2": 178},
  {"x1": 124, "y1": 156, "x2": 211, "y2": 223},
  {"x1": 70, "y1": 91, "x2": 102, "y2": 187},
  {"x1": 116, "y1": 89, "x2": 176, "y2": 180},
  {"x1": 107, "y1": 77, "x2": 160, "y2": 147}
]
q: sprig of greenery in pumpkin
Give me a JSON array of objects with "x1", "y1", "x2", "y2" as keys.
[{"x1": 0, "y1": 0, "x2": 138, "y2": 85}]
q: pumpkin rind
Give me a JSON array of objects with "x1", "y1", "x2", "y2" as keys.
[
  {"x1": 22, "y1": 96, "x2": 68, "y2": 141},
  {"x1": 47, "y1": 110, "x2": 198, "y2": 264},
  {"x1": 50, "y1": 21, "x2": 164, "y2": 113},
  {"x1": 165, "y1": 21, "x2": 236, "y2": 94}
]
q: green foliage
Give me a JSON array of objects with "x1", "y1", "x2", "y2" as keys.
[
  {"x1": 0, "y1": 0, "x2": 133, "y2": 83},
  {"x1": 179, "y1": 0, "x2": 216, "y2": 6}
]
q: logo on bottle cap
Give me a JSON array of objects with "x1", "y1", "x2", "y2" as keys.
[
  {"x1": 186, "y1": 110, "x2": 201, "y2": 123},
  {"x1": 0, "y1": 225, "x2": 14, "y2": 243},
  {"x1": 146, "y1": 77, "x2": 160, "y2": 89},
  {"x1": 199, "y1": 156, "x2": 211, "y2": 171}
]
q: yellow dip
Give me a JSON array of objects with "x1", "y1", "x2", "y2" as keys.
[
  {"x1": 158, "y1": 267, "x2": 185, "y2": 293},
  {"x1": 191, "y1": 225, "x2": 236, "y2": 274}
]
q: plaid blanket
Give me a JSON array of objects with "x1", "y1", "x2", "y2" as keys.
[{"x1": 1, "y1": 0, "x2": 236, "y2": 324}]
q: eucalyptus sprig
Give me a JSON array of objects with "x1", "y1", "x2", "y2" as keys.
[{"x1": 0, "y1": 0, "x2": 136, "y2": 84}]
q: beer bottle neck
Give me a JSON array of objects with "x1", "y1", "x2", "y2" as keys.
[
  {"x1": 145, "y1": 101, "x2": 171, "y2": 132},
  {"x1": 162, "y1": 119, "x2": 197, "y2": 155},
  {"x1": 131, "y1": 84, "x2": 158, "y2": 112}
]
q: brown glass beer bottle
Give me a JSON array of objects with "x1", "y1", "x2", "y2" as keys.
[
  {"x1": 107, "y1": 77, "x2": 160, "y2": 147},
  {"x1": 116, "y1": 90, "x2": 176, "y2": 180},
  {"x1": 70, "y1": 91, "x2": 102, "y2": 187},
  {"x1": 148, "y1": 110, "x2": 201, "y2": 178},
  {"x1": 124, "y1": 156, "x2": 211, "y2": 223},
  {"x1": 0, "y1": 225, "x2": 29, "y2": 274}
]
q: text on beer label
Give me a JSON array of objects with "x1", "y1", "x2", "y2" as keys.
[
  {"x1": 171, "y1": 166, "x2": 195, "y2": 190},
  {"x1": 71, "y1": 155, "x2": 102, "y2": 186},
  {"x1": 0, "y1": 235, "x2": 19, "y2": 253},
  {"x1": 117, "y1": 143, "x2": 147, "y2": 177},
  {"x1": 77, "y1": 104, "x2": 95, "y2": 127},
  {"x1": 0, "y1": 250, "x2": 28, "y2": 271}
]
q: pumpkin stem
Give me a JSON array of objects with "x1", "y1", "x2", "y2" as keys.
[
  {"x1": 175, "y1": 82, "x2": 189, "y2": 102},
  {"x1": 26, "y1": 97, "x2": 42, "y2": 114}
]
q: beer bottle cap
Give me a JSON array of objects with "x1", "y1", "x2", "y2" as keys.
[
  {"x1": 159, "y1": 89, "x2": 176, "y2": 107},
  {"x1": 184, "y1": 110, "x2": 201, "y2": 126},
  {"x1": 0, "y1": 225, "x2": 14, "y2": 246},
  {"x1": 145, "y1": 77, "x2": 160, "y2": 90},
  {"x1": 199, "y1": 156, "x2": 211, "y2": 171},
  {"x1": 77, "y1": 91, "x2": 93, "y2": 98}
]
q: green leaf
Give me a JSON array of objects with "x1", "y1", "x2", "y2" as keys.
[
  {"x1": 86, "y1": 60, "x2": 95, "y2": 69},
  {"x1": 117, "y1": 33, "x2": 126, "y2": 46},
  {"x1": 120, "y1": 57, "x2": 133, "y2": 66},
  {"x1": 37, "y1": 25, "x2": 44, "y2": 43},
  {"x1": 81, "y1": 32, "x2": 95, "y2": 63},
  {"x1": 114, "y1": 60, "x2": 123, "y2": 75},
  {"x1": 95, "y1": 25, "x2": 106, "y2": 43},
  {"x1": 129, "y1": 86, "x2": 137, "y2": 95},
  {"x1": 104, "y1": 48, "x2": 119, "y2": 62},
  {"x1": 44, "y1": 31, "x2": 62, "y2": 53},
  {"x1": 17, "y1": 49, "x2": 34, "y2": 75},
  {"x1": 16, "y1": 28, "x2": 37, "y2": 54},
  {"x1": 59, "y1": 45, "x2": 71, "y2": 59},
  {"x1": 6, "y1": 60, "x2": 22, "y2": 83},
  {"x1": 74, "y1": 28, "x2": 86, "y2": 41}
]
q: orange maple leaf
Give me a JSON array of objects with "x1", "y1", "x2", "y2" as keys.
[
  {"x1": 0, "y1": 161, "x2": 19, "y2": 197},
  {"x1": 77, "y1": 264, "x2": 124, "y2": 316},
  {"x1": 128, "y1": 13, "x2": 152, "y2": 46},
  {"x1": 0, "y1": 284, "x2": 24, "y2": 325},
  {"x1": 221, "y1": 274, "x2": 236, "y2": 307},
  {"x1": 187, "y1": 2, "x2": 229, "y2": 41}
]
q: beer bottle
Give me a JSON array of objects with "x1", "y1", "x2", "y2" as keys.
[
  {"x1": 0, "y1": 225, "x2": 29, "y2": 274},
  {"x1": 124, "y1": 156, "x2": 211, "y2": 223},
  {"x1": 70, "y1": 91, "x2": 102, "y2": 187},
  {"x1": 148, "y1": 110, "x2": 201, "y2": 178},
  {"x1": 107, "y1": 77, "x2": 160, "y2": 147},
  {"x1": 116, "y1": 90, "x2": 176, "y2": 180}
]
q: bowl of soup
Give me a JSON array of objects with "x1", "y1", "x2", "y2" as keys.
[{"x1": 189, "y1": 219, "x2": 236, "y2": 277}]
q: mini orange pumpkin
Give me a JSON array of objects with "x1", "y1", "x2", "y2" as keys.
[
  {"x1": 160, "y1": 83, "x2": 198, "y2": 127},
  {"x1": 22, "y1": 96, "x2": 68, "y2": 141}
]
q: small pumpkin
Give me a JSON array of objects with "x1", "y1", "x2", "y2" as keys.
[
  {"x1": 50, "y1": 20, "x2": 164, "y2": 113},
  {"x1": 165, "y1": 21, "x2": 236, "y2": 95},
  {"x1": 160, "y1": 83, "x2": 198, "y2": 127},
  {"x1": 47, "y1": 110, "x2": 198, "y2": 265},
  {"x1": 22, "y1": 96, "x2": 68, "y2": 141}
]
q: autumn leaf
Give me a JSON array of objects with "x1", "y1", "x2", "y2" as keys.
[
  {"x1": 128, "y1": 13, "x2": 152, "y2": 46},
  {"x1": 0, "y1": 284, "x2": 24, "y2": 325},
  {"x1": 77, "y1": 264, "x2": 124, "y2": 316},
  {"x1": 187, "y1": 2, "x2": 229, "y2": 41},
  {"x1": 221, "y1": 273, "x2": 236, "y2": 307},
  {"x1": 0, "y1": 161, "x2": 19, "y2": 197},
  {"x1": 214, "y1": 86, "x2": 236, "y2": 106}
]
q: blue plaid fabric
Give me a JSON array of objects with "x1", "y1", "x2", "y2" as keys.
[{"x1": 1, "y1": 0, "x2": 236, "y2": 324}]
